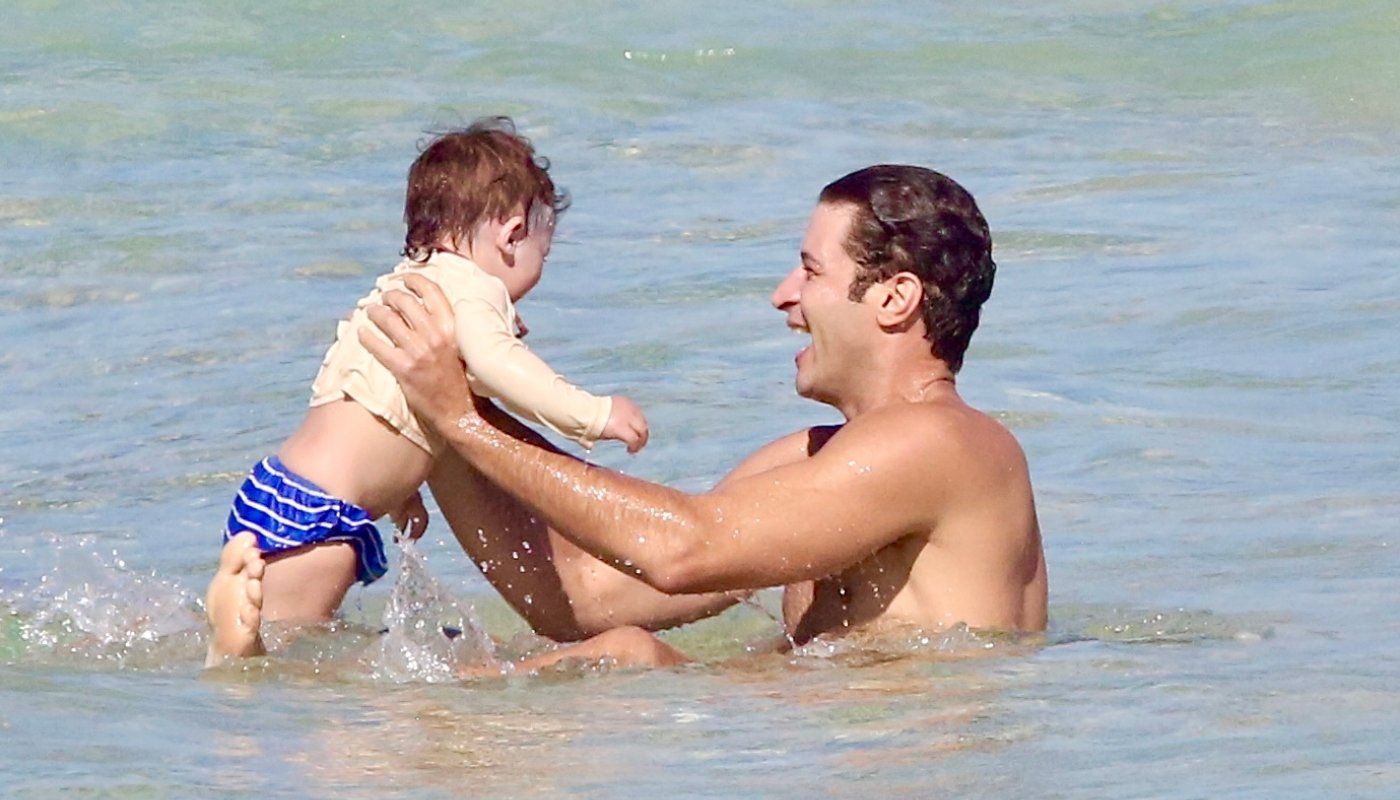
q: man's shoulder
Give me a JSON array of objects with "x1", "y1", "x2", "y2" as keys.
[
  {"x1": 720, "y1": 426, "x2": 833, "y2": 486},
  {"x1": 835, "y1": 398, "x2": 1025, "y2": 469},
  {"x1": 826, "y1": 401, "x2": 1033, "y2": 532}
]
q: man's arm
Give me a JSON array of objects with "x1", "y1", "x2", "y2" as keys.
[
  {"x1": 432, "y1": 415, "x2": 819, "y2": 639},
  {"x1": 443, "y1": 402, "x2": 933, "y2": 593},
  {"x1": 362, "y1": 276, "x2": 940, "y2": 595},
  {"x1": 432, "y1": 400, "x2": 826, "y2": 639},
  {"x1": 428, "y1": 435, "x2": 741, "y2": 641},
  {"x1": 425, "y1": 364, "x2": 823, "y2": 644}
]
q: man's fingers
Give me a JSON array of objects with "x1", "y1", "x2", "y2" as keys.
[
  {"x1": 399, "y1": 274, "x2": 454, "y2": 329},
  {"x1": 364, "y1": 297, "x2": 413, "y2": 343},
  {"x1": 379, "y1": 283, "x2": 455, "y2": 356},
  {"x1": 378, "y1": 287, "x2": 434, "y2": 337},
  {"x1": 359, "y1": 305, "x2": 411, "y2": 372}
]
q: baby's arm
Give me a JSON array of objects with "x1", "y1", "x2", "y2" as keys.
[{"x1": 453, "y1": 291, "x2": 645, "y2": 451}]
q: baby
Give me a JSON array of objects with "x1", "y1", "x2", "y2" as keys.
[{"x1": 206, "y1": 117, "x2": 648, "y2": 665}]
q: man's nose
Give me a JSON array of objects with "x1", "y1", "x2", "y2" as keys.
[{"x1": 771, "y1": 266, "x2": 801, "y2": 310}]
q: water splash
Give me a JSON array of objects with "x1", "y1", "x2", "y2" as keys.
[
  {"x1": 363, "y1": 539, "x2": 497, "y2": 683},
  {"x1": 0, "y1": 532, "x2": 203, "y2": 668}
]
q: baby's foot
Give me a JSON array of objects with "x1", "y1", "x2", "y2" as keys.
[{"x1": 204, "y1": 532, "x2": 266, "y2": 666}]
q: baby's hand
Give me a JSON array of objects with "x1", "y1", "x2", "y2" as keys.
[
  {"x1": 601, "y1": 395, "x2": 650, "y2": 454},
  {"x1": 389, "y1": 489, "x2": 430, "y2": 541}
]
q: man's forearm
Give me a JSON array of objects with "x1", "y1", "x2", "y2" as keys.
[{"x1": 432, "y1": 396, "x2": 715, "y2": 595}]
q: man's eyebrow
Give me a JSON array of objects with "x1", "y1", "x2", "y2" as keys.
[{"x1": 801, "y1": 250, "x2": 821, "y2": 267}]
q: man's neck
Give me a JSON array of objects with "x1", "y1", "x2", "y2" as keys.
[{"x1": 834, "y1": 356, "x2": 958, "y2": 420}]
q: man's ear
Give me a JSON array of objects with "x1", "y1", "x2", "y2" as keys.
[
  {"x1": 494, "y1": 214, "x2": 527, "y2": 264},
  {"x1": 872, "y1": 272, "x2": 924, "y2": 329}
]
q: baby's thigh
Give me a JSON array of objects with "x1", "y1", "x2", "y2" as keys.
[{"x1": 260, "y1": 543, "x2": 359, "y2": 623}]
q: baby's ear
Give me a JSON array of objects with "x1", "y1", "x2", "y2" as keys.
[{"x1": 495, "y1": 214, "x2": 527, "y2": 259}]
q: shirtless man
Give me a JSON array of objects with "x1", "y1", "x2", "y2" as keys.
[{"x1": 206, "y1": 164, "x2": 1046, "y2": 668}]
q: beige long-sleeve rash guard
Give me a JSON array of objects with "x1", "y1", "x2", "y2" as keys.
[{"x1": 309, "y1": 250, "x2": 612, "y2": 454}]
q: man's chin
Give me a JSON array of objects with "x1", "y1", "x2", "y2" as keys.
[
  {"x1": 794, "y1": 375, "x2": 813, "y2": 398},
  {"x1": 794, "y1": 379, "x2": 828, "y2": 404}
]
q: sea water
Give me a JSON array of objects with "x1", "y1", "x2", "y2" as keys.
[{"x1": 2, "y1": 1, "x2": 1398, "y2": 796}]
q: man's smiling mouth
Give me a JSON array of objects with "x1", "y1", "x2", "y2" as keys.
[{"x1": 789, "y1": 323, "x2": 811, "y2": 362}]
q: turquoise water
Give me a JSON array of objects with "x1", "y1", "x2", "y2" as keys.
[{"x1": 3, "y1": 1, "x2": 1399, "y2": 796}]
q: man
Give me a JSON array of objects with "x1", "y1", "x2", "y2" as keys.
[{"x1": 357, "y1": 164, "x2": 1046, "y2": 663}]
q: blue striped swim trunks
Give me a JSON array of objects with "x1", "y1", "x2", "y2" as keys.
[{"x1": 224, "y1": 456, "x2": 388, "y2": 585}]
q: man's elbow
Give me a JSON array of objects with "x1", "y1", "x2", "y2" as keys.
[{"x1": 639, "y1": 548, "x2": 721, "y2": 595}]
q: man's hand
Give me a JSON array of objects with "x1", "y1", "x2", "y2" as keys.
[
  {"x1": 389, "y1": 489, "x2": 430, "y2": 541},
  {"x1": 601, "y1": 395, "x2": 650, "y2": 454},
  {"x1": 359, "y1": 273, "x2": 479, "y2": 432}
]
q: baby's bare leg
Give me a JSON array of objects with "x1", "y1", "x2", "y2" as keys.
[
  {"x1": 205, "y1": 533, "x2": 267, "y2": 666},
  {"x1": 205, "y1": 537, "x2": 359, "y2": 667},
  {"x1": 259, "y1": 542, "x2": 359, "y2": 623}
]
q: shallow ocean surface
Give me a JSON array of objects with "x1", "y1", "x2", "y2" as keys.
[{"x1": 2, "y1": 1, "x2": 1399, "y2": 796}]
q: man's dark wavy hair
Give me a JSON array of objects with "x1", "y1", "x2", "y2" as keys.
[{"x1": 820, "y1": 165, "x2": 995, "y2": 373}]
